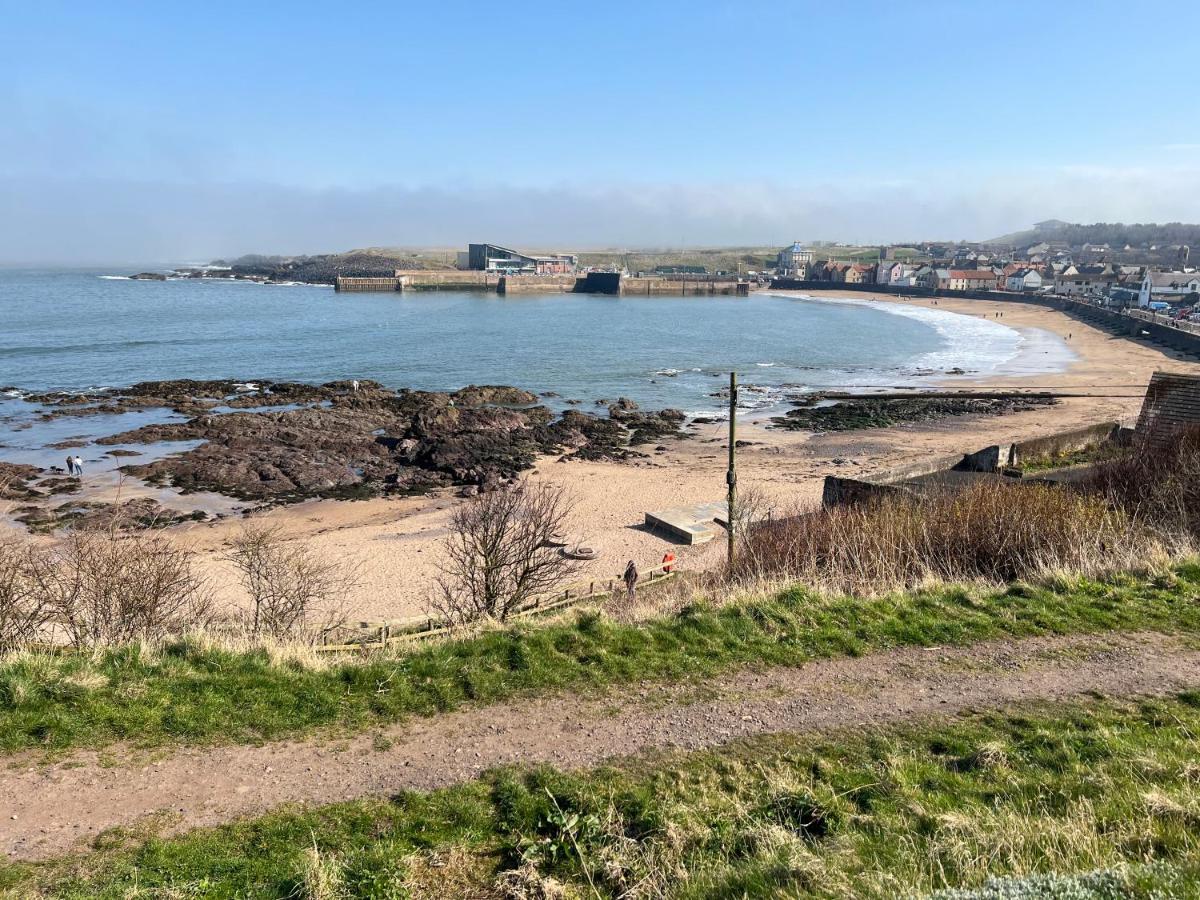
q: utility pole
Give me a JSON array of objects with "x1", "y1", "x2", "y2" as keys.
[{"x1": 726, "y1": 371, "x2": 737, "y2": 572}]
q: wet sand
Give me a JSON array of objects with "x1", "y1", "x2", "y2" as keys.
[{"x1": 6, "y1": 291, "x2": 1199, "y2": 622}]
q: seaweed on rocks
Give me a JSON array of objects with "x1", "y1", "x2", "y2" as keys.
[{"x1": 771, "y1": 394, "x2": 1058, "y2": 432}]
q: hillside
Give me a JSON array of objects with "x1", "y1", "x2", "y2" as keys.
[
  {"x1": 986, "y1": 220, "x2": 1200, "y2": 249},
  {"x1": 216, "y1": 248, "x2": 458, "y2": 284}
]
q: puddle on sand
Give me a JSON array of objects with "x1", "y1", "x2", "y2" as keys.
[{"x1": 1, "y1": 397, "x2": 244, "y2": 523}]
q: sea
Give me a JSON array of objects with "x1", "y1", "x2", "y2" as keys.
[{"x1": 0, "y1": 268, "x2": 1073, "y2": 417}]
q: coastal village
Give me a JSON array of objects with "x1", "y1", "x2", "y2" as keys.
[{"x1": 304, "y1": 227, "x2": 1200, "y2": 315}]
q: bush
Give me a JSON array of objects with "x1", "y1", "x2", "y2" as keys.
[
  {"x1": 27, "y1": 528, "x2": 213, "y2": 648},
  {"x1": 1088, "y1": 426, "x2": 1200, "y2": 542},
  {"x1": 736, "y1": 480, "x2": 1156, "y2": 595}
]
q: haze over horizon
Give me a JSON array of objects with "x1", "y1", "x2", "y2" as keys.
[{"x1": 4, "y1": 0, "x2": 1200, "y2": 265}]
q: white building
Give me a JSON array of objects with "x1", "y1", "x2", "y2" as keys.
[
  {"x1": 1005, "y1": 269, "x2": 1043, "y2": 292},
  {"x1": 1139, "y1": 271, "x2": 1200, "y2": 307},
  {"x1": 777, "y1": 242, "x2": 813, "y2": 277}
]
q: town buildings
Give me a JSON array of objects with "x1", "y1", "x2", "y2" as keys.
[
  {"x1": 1139, "y1": 271, "x2": 1200, "y2": 307},
  {"x1": 776, "y1": 242, "x2": 814, "y2": 278}
]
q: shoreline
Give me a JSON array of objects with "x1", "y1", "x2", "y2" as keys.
[{"x1": 4, "y1": 291, "x2": 1199, "y2": 622}]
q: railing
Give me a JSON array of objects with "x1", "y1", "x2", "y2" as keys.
[
  {"x1": 1125, "y1": 307, "x2": 1200, "y2": 336},
  {"x1": 314, "y1": 561, "x2": 680, "y2": 652}
]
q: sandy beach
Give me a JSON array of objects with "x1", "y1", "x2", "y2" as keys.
[{"x1": 81, "y1": 290, "x2": 1180, "y2": 624}]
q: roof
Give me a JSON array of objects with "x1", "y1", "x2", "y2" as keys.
[
  {"x1": 1147, "y1": 271, "x2": 1200, "y2": 289},
  {"x1": 949, "y1": 269, "x2": 995, "y2": 280}
]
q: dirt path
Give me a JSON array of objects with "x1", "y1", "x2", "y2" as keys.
[{"x1": 3, "y1": 630, "x2": 1198, "y2": 861}]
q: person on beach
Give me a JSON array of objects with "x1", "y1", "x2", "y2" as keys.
[
  {"x1": 72, "y1": 455, "x2": 84, "y2": 477},
  {"x1": 65, "y1": 455, "x2": 76, "y2": 476},
  {"x1": 623, "y1": 560, "x2": 639, "y2": 601},
  {"x1": 351, "y1": 379, "x2": 359, "y2": 393}
]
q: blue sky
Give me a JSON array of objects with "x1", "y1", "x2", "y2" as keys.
[{"x1": 2, "y1": 0, "x2": 1199, "y2": 262}]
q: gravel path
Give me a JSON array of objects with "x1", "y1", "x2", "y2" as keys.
[{"x1": 2, "y1": 630, "x2": 1197, "y2": 861}]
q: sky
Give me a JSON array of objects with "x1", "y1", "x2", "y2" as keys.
[{"x1": 2, "y1": 0, "x2": 1199, "y2": 263}]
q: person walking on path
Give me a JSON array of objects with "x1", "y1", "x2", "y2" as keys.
[{"x1": 623, "y1": 559, "x2": 639, "y2": 602}]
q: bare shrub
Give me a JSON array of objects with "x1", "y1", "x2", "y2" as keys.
[
  {"x1": 737, "y1": 480, "x2": 1156, "y2": 595},
  {"x1": 28, "y1": 528, "x2": 214, "y2": 648},
  {"x1": 224, "y1": 525, "x2": 358, "y2": 642},
  {"x1": 433, "y1": 482, "x2": 577, "y2": 625},
  {"x1": 1088, "y1": 426, "x2": 1200, "y2": 544},
  {"x1": 0, "y1": 538, "x2": 52, "y2": 652}
]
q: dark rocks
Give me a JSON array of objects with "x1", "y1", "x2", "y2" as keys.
[
  {"x1": 129, "y1": 272, "x2": 167, "y2": 281},
  {"x1": 87, "y1": 383, "x2": 686, "y2": 502},
  {"x1": 0, "y1": 463, "x2": 41, "y2": 500},
  {"x1": 15, "y1": 497, "x2": 206, "y2": 533},
  {"x1": 451, "y1": 385, "x2": 539, "y2": 407},
  {"x1": 771, "y1": 395, "x2": 1058, "y2": 432}
]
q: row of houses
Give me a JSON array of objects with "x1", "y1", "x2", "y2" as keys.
[{"x1": 784, "y1": 243, "x2": 1200, "y2": 307}]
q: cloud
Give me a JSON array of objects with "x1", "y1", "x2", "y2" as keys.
[{"x1": 3, "y1": 164, "x2": 1200, "y2": 264}]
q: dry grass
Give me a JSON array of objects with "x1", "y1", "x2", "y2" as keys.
[{"x1": 734, "y1": 480, "x2": 1178, "y2": 596}]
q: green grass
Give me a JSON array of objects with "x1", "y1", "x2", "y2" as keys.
[
  {"x1": 1018, "y1": 443, "x2": 1127, "y2": 473},
  {"x1": 2, "y1": 563, "x2": 1200, "y2": 755},
  {"x1": 7, "y1": 696, "x2": 1200, "y2": 897}
]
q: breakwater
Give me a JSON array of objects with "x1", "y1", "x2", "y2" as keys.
[{"x1": 336, "y1": 272, "x2": 750, "y2": 296}]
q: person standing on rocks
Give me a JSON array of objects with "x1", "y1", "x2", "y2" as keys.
[
  {"x1": 351, "y1": 380, "x2": 359, "y2": 393},
  {"x1": 623, "y1": 560, "x2": 639, "y2": 602}
]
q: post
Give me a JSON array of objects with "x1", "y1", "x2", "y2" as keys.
[{"x1": 727, "y1": 371, "x2": 737, "y2": 572}]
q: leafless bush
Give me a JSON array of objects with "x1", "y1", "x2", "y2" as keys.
[
  {"x1": 1087, "y1": 426, "x2": 1200, "y2": 543},
  {"x1": 28, "y1": 528, "x2": 214, "y2": 648},
  {"x1": 433, "y1": 482, "x2": 577, "y2": 625},
  {"x1": 736, "y1": 480, "x2": 1158, "y2": 595},
  {"x1": 0, "y1": 538, "x2": 52, "y2": 652},
  {"x1": 224, "y1": 525, "x2": 358, "y2": 642}
]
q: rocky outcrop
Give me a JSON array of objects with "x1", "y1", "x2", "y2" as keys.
[
  {"x1": 129, "y1": 272, "x2": 167, "y2": 281},
  {"x1": 0, "y1": 463, "x2": 41, "y2": 500},
  {"x1": 89, "y1": 383, "x2": 685, "y2": 502},
  {"x1": 771, "y1": 395, "x2": 1058, "y2": 432}
]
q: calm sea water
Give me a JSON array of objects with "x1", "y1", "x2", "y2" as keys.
[{"x1": 0, "y1": 269, "x2": 1065, "y2": 417}]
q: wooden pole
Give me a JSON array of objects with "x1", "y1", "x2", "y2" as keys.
[{"x1": 727, "y1": 371, "x2": 737, "y2": 572}]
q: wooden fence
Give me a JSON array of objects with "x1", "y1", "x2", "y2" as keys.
[{"x1": 313, "y1": 561, "x2": 680, "y2": 652}]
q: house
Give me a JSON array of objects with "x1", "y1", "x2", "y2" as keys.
[
  {"x1": 465, "y1": 243, "x2": 577, "y2": 275},
  {"x1": 935, "y1": 268, "x2": 952, "y2": 290},
  {"x1": 876, "y1": 261, "x2": 904, "y2": 285},
  {"x1": 947, "y1": 269, "x2": 996, "y2": 291},
  {"x1": 777, "y1": 242, "x2": 814, "y2": 277},
  {"x1": 1138, "y1": 271, "x2": 1200, "y2": 307},
  {"x1": 913, "y1": 265, "x2": 939, "y2": 290},
  {"x1": 845, "y1": 264, "x2": 873, "y2": 284},
  {"x1": 1004, "y1": 268, "x2": 1043, "y2": 292},
  {"x1": 1054, "y1": 272, "x2": 1110, "y2": 297}
]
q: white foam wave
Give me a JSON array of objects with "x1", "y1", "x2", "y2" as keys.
[
  {"x1": 768, "y1": 292, "x2": 1072, "y2": 381},
  {"x1": 97, "y1": 275, "x2": 130, "y2": 280}
]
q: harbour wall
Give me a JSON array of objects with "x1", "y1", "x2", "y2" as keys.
[{"x1": 336, "y1": 272, "x2": 750, "y2": 297}]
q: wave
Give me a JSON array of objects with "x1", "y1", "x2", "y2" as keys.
[
  {"x1": 0, "y1": 337, "x2": 212, "y2": 358},
  {"x1": 97, "y1": 275, "x2": 130, "y2": 280},
  {"x1": 768, "y1": 292, "x2": 1067, "y2": 381}
]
